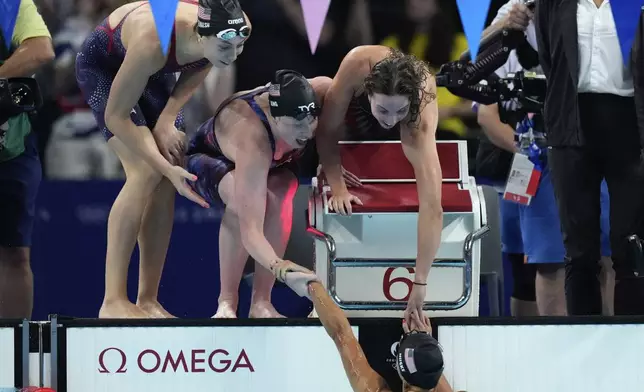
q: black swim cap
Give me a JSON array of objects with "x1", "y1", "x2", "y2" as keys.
[
  {"x1": 268, "y1": 70, "x2": 320, "y2": 120},
  {"x1": 197, "y1": 0, "x2": 250, "y2": 39},
  {"x1": 396, "y1": 332, "x2": 444, "y2": 390}
]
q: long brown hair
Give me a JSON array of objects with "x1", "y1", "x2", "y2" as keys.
[{"x1": 363, "y1": 48, "x2": 436, "y2": 127}]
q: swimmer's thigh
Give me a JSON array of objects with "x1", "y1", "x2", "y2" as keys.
[
  {"x1": 185, "y1": 153, "x2": 234, "y2": 209},
  {"x1": 520, "y1": 169, "x2": 566, "y2": 264},
  {"x1": 499, "y1": 195, "x2": 523, "y2": 254},
  {"x1": 138, "y1": 74, "x2": 186, "y2": 132}
]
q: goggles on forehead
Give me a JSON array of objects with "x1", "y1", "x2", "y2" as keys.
[{"x1": 216, "y1": 25, "x2": 251, "y2": 41}]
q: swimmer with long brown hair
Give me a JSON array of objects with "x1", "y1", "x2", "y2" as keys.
[
  {"x1": 279, "y1": 270, "x2": 463, "y2": 392},
  {"x1": 315, "y1": 46, "x2": 443, "y2": 324}
]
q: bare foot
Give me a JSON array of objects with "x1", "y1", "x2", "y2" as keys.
[
  {"x1": 213, "y1": 301, "x2": 237, "y2": 318},
  {"x1": 249, "y1": 301, "x2": 285, "y2": 318},
  {"x1": 99, "y1": 300, "x2": 150, "y2": 318},
  {"x1": 137, "y1": 300, "x2": 177, "y2": 318}
]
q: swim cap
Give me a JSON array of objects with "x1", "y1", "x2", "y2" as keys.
[
  {"x1": 197, "y1": 0, "x2": 250, "y2": 39},
  {"x1": 268, "y1": 70, "x2": 320, "y2": 120},
  {"x1": 396, "y1": 332, "x2": 444, "y2": 390}
]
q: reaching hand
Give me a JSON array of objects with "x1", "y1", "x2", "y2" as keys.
[
  {"x1": 284, "y1": 270, "x2": 320, "y2": 299},
  {"x1": 404, "y1": 283, "x2": 427, "y2": 326},
  {"x1": 402, "y1": 311, "x2": 432, "y2": 335},
  {"x1": 154, "y1": 123, "x2": 186, "y2": 165},
  {"x1": 502, "y1": 2, "x2": 533, "y2": 31},
  {"x1": 270, "y1": 259, "x2": 311, "y2": 282},
  {"x1": 164, "y1": 166, "x2": 210, "y2": 208},
  {"x1": 328, "y1": 191, "x2": 363, "y2": 215}
]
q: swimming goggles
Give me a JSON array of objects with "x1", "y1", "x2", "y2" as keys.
[{"x1": 216, "y1": 26, "x2": 251, "y2": 41}]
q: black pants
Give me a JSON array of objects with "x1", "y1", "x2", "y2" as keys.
[{"x1": 549, "y1": 93, "x2": 644, "y2": 315}]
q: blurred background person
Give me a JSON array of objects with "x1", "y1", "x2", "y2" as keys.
[
  {"x1": 233, "y1": 0, "x2": 373, "y2": 91},
  {"x1": 380, "y1": 0, "x2": 475, "y2": 141},
  {"x1": 0, "y1": 0, "x2": 54, "y2": 318},
  {"x1": 535, "y1": 0, "x2": 644, "y2": 316},
  {"x1": 45, "y1": 0, "x2": 122, "y2": 180}
]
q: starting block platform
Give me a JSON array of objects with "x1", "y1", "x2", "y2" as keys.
[
  {"x1": 307, "y1": 141, "x2": 489, "y2": 317},
  {"x1": 2, "y1": 316, "x2": 644, "y2": 392}
]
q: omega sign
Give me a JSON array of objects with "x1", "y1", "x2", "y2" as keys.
[{"x1": 98, "y1": 347, "x2": 254, "y2": 374}]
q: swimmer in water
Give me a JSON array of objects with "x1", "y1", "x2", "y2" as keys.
[
  {"x1": 185, "y1": 70, "x2": 338, "y2": 318},
  {"x1": 279, "y1": 270, "x2": 463, "y2": 392},
  {"x1": 75, "y1": 0, "x2": 251, "y2": 318},
  {"x1": 316, "y1": 46, "x2": 443, "y2": 324}
]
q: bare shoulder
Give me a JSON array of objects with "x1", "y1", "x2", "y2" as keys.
[
  {"x1": 422, "y1": 73, "x2": 438, "y2": 106},
  {"x1": 308, "y1": 76, "x2": 333, "y2": 101},
  {"x1": 106, "y1": 1, "x2": 145, "y2": 27},
  {"x1": 120, "y1": 9, "x2": 164, "y2": 63},
  {"x1": 346, "y1": 45, "x2": 389, "y2": 62},
  {"x1": 340, "y1": 46, "x2": 375, "y2": 75},
  {"x1": 217, "y1": 99, "x2": 268, "y2": 150}
]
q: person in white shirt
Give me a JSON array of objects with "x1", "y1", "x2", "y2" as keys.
[
  {"x1": 535, "y1": 0, "x2": 644, "y2": 315},
  {"x1": 475, "y1": 0, "x2": 615, "y2": 316}
]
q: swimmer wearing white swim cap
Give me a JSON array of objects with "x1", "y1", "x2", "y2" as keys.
[
  {"x1": 315, "y1": 46, "x2": 443, "y2": 325},
  {"x1": 278, "y1": 270, "x2": 464, "y2": 392},
  {"x1": 76, "y1": 0, "x2": 252, "y2": 319}
]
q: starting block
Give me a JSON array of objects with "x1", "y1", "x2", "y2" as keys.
[{"x1": 307, "y1": 141, "x2": 489, "y2": 317}]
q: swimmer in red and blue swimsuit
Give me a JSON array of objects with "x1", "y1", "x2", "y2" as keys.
[
  {"x1": 75, "y1": 0, "x2": 251, "y2": 318},
  {"x1": 185, "y1": 70, "x2": 332, "y2": 318},
  {"x1": 315, "y1": 46, "x2": 443, "y2": 324}
]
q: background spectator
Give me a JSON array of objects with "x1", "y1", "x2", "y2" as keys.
[
  {"x1": 380, "y1": 0, "x2": 475, "y2": 141},
  {"x1": 0, "y1": 0, "x2": 54, "y2": 318}
]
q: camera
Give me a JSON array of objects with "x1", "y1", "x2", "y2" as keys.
[{"x1": 0, "y1": 77, "x2": 43, "y2": 125}]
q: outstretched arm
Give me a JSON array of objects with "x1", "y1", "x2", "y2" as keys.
[
  {"x1": 401, "y1": 76, "x2": 443, "y2": 324},
  {"x1": 308, "y1": 282, "x2": 389, "y2": 392},
  {"x1": 316, "y1": 49, "x2": 363, "y2": 196},
  {"x1": 233, "y1": 119, "x2": 283, "y2": 271}
]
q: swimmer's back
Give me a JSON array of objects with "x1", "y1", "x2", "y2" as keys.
[
  {"x1": 188, "y1": 86, "x2": 271, "y2": 160},
  {"x1": 189, "y1": 86, "x2": 303, "y2": 166}
]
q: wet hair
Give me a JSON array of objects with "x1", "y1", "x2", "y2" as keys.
[{"x1": 363, "y1": 48, "x2": 436, "y2": 127}]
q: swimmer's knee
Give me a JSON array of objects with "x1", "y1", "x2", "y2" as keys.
[
  {"x1": 125, "y1": 167, "x2": 163, "y2": 194},
  {"x1": 267, "y1": 169, "x2": 298, "y2": 200}
]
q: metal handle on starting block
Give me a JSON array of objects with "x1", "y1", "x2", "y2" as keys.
[
  {"x1": 306, "y1": 195, "x2": 490, "y2": 311},
  {"x1": 305, "y1": 206, "x2": 336, "y2": 261}
]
